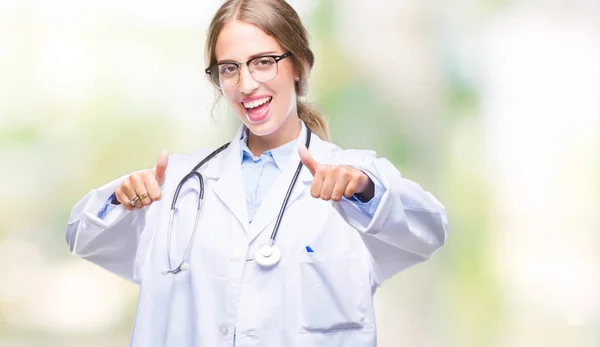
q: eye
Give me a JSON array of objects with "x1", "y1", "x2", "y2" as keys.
[
  {"x1": 252, "y1": 57, "x2": 275, "y2": 69},
  {"x1": 257, "y1": 58, "x2": 273, "y2": 66},
  {"x1": 219, "y1": 64, "x2": 238, "y2": 75}
]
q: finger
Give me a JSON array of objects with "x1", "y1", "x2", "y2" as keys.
[
  {"x1": 298, "y1": 144, "x2": 318, "y2": 176},
  {"x1": 319, "y1": 167, "x2": 338, "y2": 201},
  {"x1": 117, "y1": 180, "x2": 136, "y2": 210},
  {"x1": 136, "y1": 173, "x2": 154, "y2": 207},
  {"x1": 331, "y1": 172, "x2": 352, "y2": 201},
  {"x1": 155, "y1": 149, "x2": 169, "y2": 186},
  {"x1": 143, "y1": 170, "x2": 162, "y2": 202},
  {"x1": 344, "y1": 178, "x2": 359, "y2": 198},
  {"x1": 310, "y1": 165, "x2": 325, "y2": 198},
  {"x1": 130, "y1": 174, "x2": 149, "y2": 208},
  {"x1": 114, "y1": 187, "x2": 129, "y2": 209}
]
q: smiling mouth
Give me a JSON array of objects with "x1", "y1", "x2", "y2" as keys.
[
  {"x1": 243, "y1": 96, "x2": 272, "y2": 123},
  {"x1": 243, "y1": 96, "x2": 272, "y2": 109}
]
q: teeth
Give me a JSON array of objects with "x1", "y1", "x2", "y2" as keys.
[{"x1": 243, "y1": 97, "x2": 271, "y2": 109}]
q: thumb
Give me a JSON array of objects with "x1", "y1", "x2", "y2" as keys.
[
  {"x1": 298, "y1": 144, "x2": 318, "y2": 176},
  {"x1": 155, "y1": 148, "x2": 169, "y2": 186}
]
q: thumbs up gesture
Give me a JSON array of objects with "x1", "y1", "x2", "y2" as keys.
[
  {"x1": 115, "y1": 149, "x2": 169, "y2": 210},
  {"x1": 298, "y1": 145, "x2": 374, "y2": 202}
]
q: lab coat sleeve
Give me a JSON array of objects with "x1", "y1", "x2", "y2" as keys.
[
  {"x1": 65, "y1": 168, "x2": 160, "y2": 283},
  {"x1": 332, "y1": 149, "x2": 448, "y2": 286},
  {"x1": 342, "y1": 171, "x2": 386, "y2": 218}
]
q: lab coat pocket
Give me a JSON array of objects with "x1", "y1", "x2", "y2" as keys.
[{"x1": 299, "y1": 252, "x2": 372, "y2": 334}]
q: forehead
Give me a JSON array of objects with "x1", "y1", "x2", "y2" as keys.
[{"x1": 215, "y1": 20, "x2": 283, "y2": 61}]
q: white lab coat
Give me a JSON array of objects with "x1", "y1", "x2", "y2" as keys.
[{"x1": 66, "y1": 122, "x2": 447, "y2": 347}]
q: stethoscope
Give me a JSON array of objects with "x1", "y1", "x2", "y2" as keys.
[{"x1": 162, "y1": 129, "x2": 312, "y2": 275}]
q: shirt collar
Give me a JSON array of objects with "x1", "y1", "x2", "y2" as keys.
[{"x1": 240, "y1": 127, "x2": 298, "y2": 170}]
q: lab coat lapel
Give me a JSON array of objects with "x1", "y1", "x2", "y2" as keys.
[
  {"x1": 211, "y1": 127, "x2": 250, "y2": 234},
  {"x1": 246, "y1": 125, "x2": 315, "y2": 244}
]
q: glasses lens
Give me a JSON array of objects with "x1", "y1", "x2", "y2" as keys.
[
  {"x1": 214, "y1": 63, "x2": 239, "y2": 90},
  {"x1": 249, "y1": 57, "x2": 277, "y2": 82}
]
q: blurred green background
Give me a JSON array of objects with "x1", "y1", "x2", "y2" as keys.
[{"x1": 1, "y1": 1, "x2": 598, "y2": 346}]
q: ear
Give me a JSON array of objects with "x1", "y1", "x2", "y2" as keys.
[
  {"x1": 293, "y1": 58, "x2": 311, "y2": 80},
  {"x1": 294, "y1": 59, "x2": 310, "y2": 92}
]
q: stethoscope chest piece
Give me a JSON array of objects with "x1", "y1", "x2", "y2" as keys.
[
  {"x1": 254, "y1": 244, "x2": 281, "y2": 267},
  {"x1": 161, "y1": 262, "x2": 190, "y2": 275}
]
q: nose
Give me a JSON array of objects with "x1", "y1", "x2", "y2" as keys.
[{"x1": 238, "y1": 65, "x2": 259, "y2": 94}]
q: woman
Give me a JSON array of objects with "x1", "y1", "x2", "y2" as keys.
[{"x1": 66, "y1": 0, "x2": 448, "y2": 346}]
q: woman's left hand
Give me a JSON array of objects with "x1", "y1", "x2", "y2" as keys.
[{"x1": 298, "y1": 145, "x2": 375, "y2": 202}]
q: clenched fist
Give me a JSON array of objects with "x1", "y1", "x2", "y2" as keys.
[
  {"x1": 115, "y1": 149, "x2": 169, "y2": 210},
  {"x1": 298, "y1": 145, "x2": 374, "y2": 202}
]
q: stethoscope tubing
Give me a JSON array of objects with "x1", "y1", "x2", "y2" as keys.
[{"x1": 164, "y1": 129, "x2": 311, "y2": 274}]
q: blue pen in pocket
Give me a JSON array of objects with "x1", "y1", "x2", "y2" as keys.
[{"x1": 305, "y1": 245, "x2": 314, "y2": 253}]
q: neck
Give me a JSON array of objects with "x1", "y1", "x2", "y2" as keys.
[{"x1": 247, "y1": 117, "x2": 302, "y2": 157}]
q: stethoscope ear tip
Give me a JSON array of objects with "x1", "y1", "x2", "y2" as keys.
[
  {"x1": 161, "y1": 269, "x2": 169, "y2": 275},
  {"x1": 181, "y1": 262, "x2": 190, "y2": 271}
]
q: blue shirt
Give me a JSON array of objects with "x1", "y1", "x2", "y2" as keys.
[{"x1": 240, "y1": 131, "x2": 296, "y2": 223}]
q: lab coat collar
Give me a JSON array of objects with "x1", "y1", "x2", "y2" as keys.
[
  {"x1": 198, "y1": 121, "x2": 317, "y2": 182},
  {"x1": 207, "y1": 125, "x2": 250, "y2": 233}
]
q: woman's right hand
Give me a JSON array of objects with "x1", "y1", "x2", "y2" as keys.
[{"x1": 115, "y1": 149, "x2": 169, "y2": 210}]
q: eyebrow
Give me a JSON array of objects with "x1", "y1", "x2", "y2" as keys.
[{"x1": 217, "y1": 51, "x2": 280, "y2": 64}]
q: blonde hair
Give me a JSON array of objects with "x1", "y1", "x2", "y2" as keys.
[{"x1": 205, "y1": 0, "x2": 329, "y2": 140}]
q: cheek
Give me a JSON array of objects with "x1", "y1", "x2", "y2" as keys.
[
  {"x1": 222, "y1": 90, "x2": 240, "y2": 107},
  {"x1": 272, "y1": 80, "x2": 296, "y2": 104}
]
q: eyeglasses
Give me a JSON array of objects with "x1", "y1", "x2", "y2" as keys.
[{"x1": 205, "y1": 52, "x2": 292, "y2": 90}]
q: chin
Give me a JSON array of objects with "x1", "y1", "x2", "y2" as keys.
[
  {"x1": 243, "y1": 118, "x2": 279, "y2": 137},
  {"x1": 237, "y1": 106, "x2": 287, "y2": 138}
]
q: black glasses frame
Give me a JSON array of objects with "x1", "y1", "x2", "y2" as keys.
[{"x1": 205, "y1": 52, "x2": 293, "y2": 88}]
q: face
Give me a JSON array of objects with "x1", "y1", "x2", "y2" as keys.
[{"x1": 214, "y1": 20, "x2": 299, "y2": 140}]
